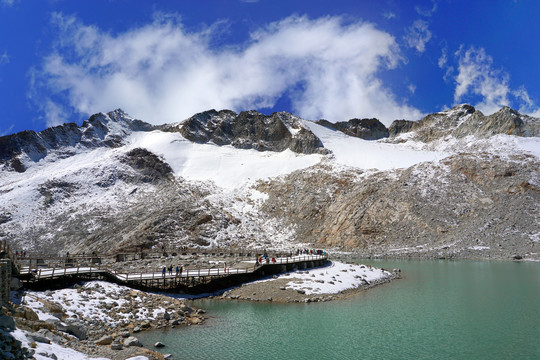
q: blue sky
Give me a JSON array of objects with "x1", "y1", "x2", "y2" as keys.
[{"x1": 1, "y1": 0, "x2": 539, "y2": 135}]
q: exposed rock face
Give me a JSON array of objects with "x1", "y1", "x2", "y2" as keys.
[
  {"x1": 257, "y1": 152, "x2": 539, "y2": 259},
  {"x1": 388, "y1": 104, "x2": 540, "y2": 141},
  {"x1": 0, "y1": 109, "x2": 156, "y2": 172},
  {"x1": 120, "y1": 148, "x2": 173, "y2": 184},
  {"x1": 316, "y1": 118, "x2": 389, "y2": 140},
  {"x1": 170, "y1": 109, "x2": 328, "y2": 154}
]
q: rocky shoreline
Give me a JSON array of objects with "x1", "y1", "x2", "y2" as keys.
[
  {"x1": 3, "y1": 281, "x2": 207, "y2": 360},
  {"x1": 215, "y1": 260, "x2": 400, "y2": 303}
]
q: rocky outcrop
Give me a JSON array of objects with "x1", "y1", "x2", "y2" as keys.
[
  {"x1": 169, "y1": 109, "x2": 328, "y2": 154},
  {"x1": 388, "y1": 104, "x2": 539, "y2": 142},
  {"x1": 316, "y1": 118, "x2": 389, "y2": 140},
  {"x1": 0, "y1": 109, "x2": 155, "y2": 171},
  {"x1": 120, "y1": 148, "x2": 173, "y2": 184}
]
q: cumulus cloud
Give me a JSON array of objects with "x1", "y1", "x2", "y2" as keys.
[
  {"x1": 404, "y1": 20, "x2": 431, "y2": 53},
  {"x1": 453, "y1": 46, "x2": 540, "y2": 116},
  {"x1": 32, "y1": 13, "x2": 422, "y2": 127}
]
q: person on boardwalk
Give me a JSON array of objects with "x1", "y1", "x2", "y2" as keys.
[
  {"x1": 162, "y1": 267, "x2": 166, "y2": 277},
  {"x1": 180, "y1": 265, "x2": 183, "y2": 276},
  {"x1": 176, "y1": 266, "x2": 179, "y2": 276},
  {"x1": 168, "y1": 265, "x2": 173, "y2": 275}
]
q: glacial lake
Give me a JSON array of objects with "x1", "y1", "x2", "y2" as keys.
[{"x1": 137, "y1": 260, "x2": 540, "y2": 359}]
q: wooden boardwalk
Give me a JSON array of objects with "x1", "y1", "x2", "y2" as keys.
[{"x1": 17, "y1": 253, "x2": 329, "y2": 293}]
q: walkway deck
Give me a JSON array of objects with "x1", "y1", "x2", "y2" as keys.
[{"x1": 17, "y1": 254, "x2": 328, "y2": 293}]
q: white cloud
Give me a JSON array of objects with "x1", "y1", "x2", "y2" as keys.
[
  {"x1": 1, "y1": 0, "x2": 16, "y2": 6},
  {"x1": 0, "y1": 52, "x2": 9, "y2": 65},
  {"x1": 454, "y1": 46, "x2": 510, "y2": 114},
  {"x1": 383, "y1": 12, "x2": 396, "y2": 20},
  {"x1": 43, "y1": 100, "x2": 69, "y2": 127},
  {"x1": 453, "y1": 46, "x2": 540, "y2": 116},
  {"x1": 33, "y1": 14, "x2": 422, "y2": 127},
  {"x1": 415, "y1": 0, "x2": 438, "y2": 17},
  {"x1": 0, "y1": 124, "x2": 14, "y2": 137},
  {"x1": 438, "y1": 48, "x2": 447, "y2": 68},
  {"x1": 404, "y1": 20, "x2": 431, "y2": 53}
]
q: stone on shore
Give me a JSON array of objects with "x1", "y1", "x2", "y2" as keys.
[
  {"x1": 94, "y1": 335, "x2": 113, "y2": 345},
  {"x1": 110, "y1": 342, "x2": 123, "y2": 350},
  {"x1": 124, "y1": 336, "x2": 142, "y2": 347}
]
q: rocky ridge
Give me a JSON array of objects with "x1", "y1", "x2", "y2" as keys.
[
  {"x1": 0, "y1": 109, "x2": 156, "y2": 173},
  {"x1": 388, "y1": 104, "x2": 540, "y2": 142},
  {"x1": 166, "y1": 109, "x2": 328, "y2": 154},
  {"x1": 316, "y1": 117, "x2": 389, "y2": 140}
]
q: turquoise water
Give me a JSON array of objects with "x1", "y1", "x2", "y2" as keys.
[{"x1": 137, "y1": 260, "x2": 540, "y2": 359}]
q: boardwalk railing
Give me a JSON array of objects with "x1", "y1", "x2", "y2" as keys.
[
  {"x1": 1, "y1": 239, "x2": 21, "y2": 275},
  {"x1": 18, "y1": 254, "x2": 328, "y2": 292},
  {"x1": 17, "y1": 248, "x2": 302, "y2": 266}
]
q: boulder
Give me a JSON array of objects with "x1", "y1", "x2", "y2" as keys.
[
  {"x1": 124, "y1": 336, "x2": 142, "y2": 347},
  {"x1": 61, "y1": 319, "x2": 87, "y2": 340},
  {"x1": 0, "y1": 315, "x2": 15, "y2": 330},
  {"x1": 37, "y1": 329, "x2": 62, "y2": 343},
  {"x1": 154, "y1": 342, "x2": 166, "y2": 348},
  {"x1": 94, "y1": 335, "x2": 113, "y2": 345},
  {"x1": 110, "y1": 342, "x2": 123, "y2": 350},
  {"x1": 15, "y1": 307, "x2": 39, "y2": 321},
  {"x1": 26, "y1": 332, "x2": 50, "y2": 344}
]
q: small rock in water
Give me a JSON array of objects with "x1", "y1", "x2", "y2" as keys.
[{"x1": 154, "y1": 342, "x2": 166, "y2": 348}]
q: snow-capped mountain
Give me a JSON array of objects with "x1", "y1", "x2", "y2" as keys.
[{"x1": 0, "y1": 105, "x2": 538, "y2": 260}]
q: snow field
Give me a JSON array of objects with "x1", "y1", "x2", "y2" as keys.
[{"x1": 259, "y1": 261, "x2": 393, "y2": 295}]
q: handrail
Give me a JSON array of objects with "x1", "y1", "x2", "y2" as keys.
[
  {"x1": 0, "y1": 239, "x2": 21, "y2": 273},
  {"x1": 18, "y1": 254, "x2": 328, "y2": 283}
]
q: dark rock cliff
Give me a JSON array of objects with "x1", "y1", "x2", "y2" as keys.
[
  {"x1": 169, "y1": 109, "x2": 328, "y2": 154},
  {"x1": 316, "y1": 118, "x2": 389, "y2": 140}
]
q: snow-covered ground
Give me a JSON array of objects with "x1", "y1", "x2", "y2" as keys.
[
  {"x1": 303, "y1": 120, "x2": 449, "y2": 171},
  {"x1": 10, "y1": 281, "x2": 181, "y2": 360},
  {"x1": 24, "y1": 281, "x2": 167, "y2": 327},
  {"x1": 259, "y1": 261, "x2": 393, "y2": 295},
  {"x1": 10, "y1": 329, "x2": 111, "y2": 360},
  {"x1": 127, "y1": 130, "x2": 323, "y2": 189}
]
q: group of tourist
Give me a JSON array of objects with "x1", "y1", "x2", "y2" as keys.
[
  {"x1": 162, "y1": 264, "x2": 184, "y2": 277},
  {"x1": 255, "y1": 252, "x2": 277, "y2": 265},
  {"x1": 296, "y1": 248, "x2": 326, "y2": 256}
]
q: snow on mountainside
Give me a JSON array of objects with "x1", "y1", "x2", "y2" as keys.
[{"x1": 0, "y1": 106, "x2": 539, "y2": 260}]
